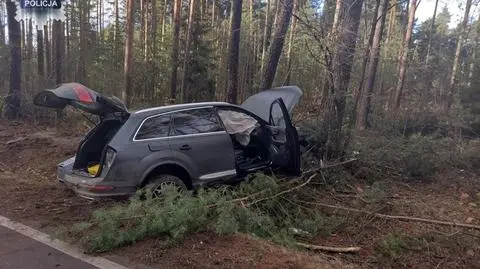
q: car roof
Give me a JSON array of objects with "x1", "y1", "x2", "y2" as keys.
[{"x1": 131, "y1": 102, "x2": 237, "y2": 118}]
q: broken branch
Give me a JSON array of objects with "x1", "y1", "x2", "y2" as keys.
[
  {"x1": 295, "y1": 242, "x2": 361, "y2": 253},
  {"x1": 301, "y1": 201, "x2": 480, "y2": 231}
]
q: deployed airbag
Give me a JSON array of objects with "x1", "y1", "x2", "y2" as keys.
[{"x1": 218, "y1": 110, "x2": 258, "y2": 146}]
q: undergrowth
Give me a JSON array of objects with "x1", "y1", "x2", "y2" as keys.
[{"x1": 67, "y1": 173, "x2": 334, "y2": 253}]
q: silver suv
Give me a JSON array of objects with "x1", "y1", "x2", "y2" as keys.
[{"x1": 34, "y1": 83, "x2": 302, "y2": 199}]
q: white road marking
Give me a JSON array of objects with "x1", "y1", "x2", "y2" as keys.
[{"x1": 0, "y1": 215, "x2": 130, "y2": 269}]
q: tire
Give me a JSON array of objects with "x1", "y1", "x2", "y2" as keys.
[{"x1": 145, "y1": 174, "x2": 187, "y2": 198}]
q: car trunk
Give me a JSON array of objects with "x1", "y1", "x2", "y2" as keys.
[
  {"x1": 72, "y1": 117, "x2": 126, "y2": 175},
  {"x1": 33, "y1": 83, "x2": 129, "y2": 177}
]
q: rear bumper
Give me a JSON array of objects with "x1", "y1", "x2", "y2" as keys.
[{"x1": 58, "y1": 172, "x2": 136, "y2": 200}]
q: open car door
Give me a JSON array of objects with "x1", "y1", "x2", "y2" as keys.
[
  {"x1": 33, "y1": 82, "x2": 128, "y2": 117},
  {"x1": 269, "y1": 98, "x2": 301, "y2": 176}
]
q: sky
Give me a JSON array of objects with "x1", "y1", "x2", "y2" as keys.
[{"x1": 415, "y1": 0, "x2": 477, "y2": 28}]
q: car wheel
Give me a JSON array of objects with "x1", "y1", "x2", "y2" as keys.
[{"x1": 146, "y1": 174, "x2": 187, "y2": 198}]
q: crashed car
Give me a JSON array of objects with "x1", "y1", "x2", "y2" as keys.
[{"x1": 33, "y1": 83, "x2": 303, "y2": 199}]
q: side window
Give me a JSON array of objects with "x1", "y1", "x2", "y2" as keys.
[
  {"x1": 135, "y1": 114, "x2": 171, "y2": 140},
  {"x1": 170, "y1": 108, "x2": 223, "y2": 136}
]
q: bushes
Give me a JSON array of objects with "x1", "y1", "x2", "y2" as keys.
[{"x1": 350, "y1": 131, "x2": 480, "y2": 180}]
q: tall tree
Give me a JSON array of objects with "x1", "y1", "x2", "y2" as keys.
[
  {"x1": 260, "y1": 0, "x2": 294, "y2": 91},
  {"x1": 53, "y1": 20, "x2": 64, "y2": 85},
  {"x1": 37, "y1": 27, "x2": 44, "y2": 77},
  {"x1": 4, "y1": 0, "x2": 22, "y2": 119},
  {"x1": 355, "y1": 0, "x2": 389, "y2": 130},
  {"x1": 447, "y1": 0, "x2": 472, "y2": 111},
  {"x1": 44, "y1": 24, "x2": 52, "y2": 82},
  {"x1": 393, "y1": 0, "x2": 417, "y2": 111},
  {"x1": 0, "y1": 3, "x2": 5, "y2": 45},
  {"x1": 226, "y1": 0, "x2": 243, "y2": 104},
  {"x1": 260, "y1": 0, "x2": 272, "y2": 78},
  {"x1": 170, "y1": 0, "x2": 182, "y2": 100},
  {"x1": 324, "y1": 0, "x2": 364, "y2": 156},
  {"x1": 181, "y1": 0, "x2": 199, "y2": 102},
  {"x1": 285, "y1": 0, "x2": 298, "y2": 84},
  {"x1": 123, "y1": 0, "x2": 135, "y2": 106},
  {"x1": 424, "y1": 0, "x2": 439, "y2": 65}
]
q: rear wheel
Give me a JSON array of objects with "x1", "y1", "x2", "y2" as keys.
[{"x1": 145, "y1": 174, "x2": 187, "y2": 198}]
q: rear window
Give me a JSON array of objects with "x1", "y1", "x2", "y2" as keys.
[
  {"x1": 135, "y1": 114, "x2": 171, "y2": 140},
  {"x1": 170, "y1": 108, "x2": 223, "y2": 136}
]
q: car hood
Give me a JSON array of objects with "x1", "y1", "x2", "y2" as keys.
[
  {"x1": 240, "y1": 86, "x2": 303, "y2": 123},
  {"x1": 33, "y1": 82, "x2": 128, "y2": 116}
]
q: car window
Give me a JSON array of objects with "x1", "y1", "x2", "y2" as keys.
[
  {"x1": 170, "y1": 108, "x2": 223, "y2": 136},
  {"x1": 135, "y1": 114, "x2": 171, "y2": 140}
]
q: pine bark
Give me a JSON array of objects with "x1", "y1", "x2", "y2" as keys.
[
  {"x1": 170, "y1": 0, "x2": 182, "y2": 100},
  {"x1": 355, "y1": 0, "x2": 389, "y2": 130},
  {"x1": 260, "y1": 0, "x2": 294, "y2": 91},
  {"x1": 226, "y1": 0, "x2": 243, "y2": 104},
  {"x1": 123, "y1": 0, "x2": 135, "y2": 106},
  {"x1": 393, "y1": 0, "x2": 417, "y2": 111},
  {"x1": 5, "y1": 0, "x2": 22, "y2": 119}
]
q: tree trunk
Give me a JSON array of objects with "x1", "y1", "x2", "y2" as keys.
[
  {"x1": 37, "y1": 28, "x2": 44, "y2": 77},
  {"x1": 354, "y1": 0, "x2": 380, "y2": 112},
  {"x1": 260, "y1": 0, "x2": 272, "y2": 77},
  {"x1": 4, "y1": 0, "x2": 22, "y2": 119},
  {"x1": 0, "y1": 4, "x2": 5, "y2": 45},
  {"x1": 446, "y1": 0, "x2": 472, "y2": 111},
  {"x1": 170, "y1": 0, "x2": 182, "y2": 101},
  {"x1": 355, "y1": 0, "x2": 389, "y2": 130},
  {"x1": 53, "y1": 20, "x2": 64, "y2": 85},
  {"x1": 114, "y1": 0, "x2": 120, "y2": 70},
  {"x1": 285, "y1": 0, "x2": 298, "y2": 85},
  {"x1": 260, "y1": 0, "x2": 294, "y2": 91},
  {"x1": 324, "y1": 0, "x2": 364, "y2": 157},
  {"x1": 424, "y1": 0, "x2": 439, "y2": 65},
  {"x1": 44, "y1": 24, "x2": 52, "y2": 82},
  {"x1": 78, "y1": 1, "x2": 87, "y2": 83},
  {"x1": 123, "y1": 0, "x2": 135, "y2": 106},
  {"x1": 181, "y1": 0, "x2": 198, "y2": 103},
  {"x1": 226, "y1": 0, "x2": 243, "y2": 104},
  {"x1": 392, "y1": 0, "x2": 417, "y2": 111},
  {"x1": 148, "y1": 0, "x2": 158, "y2": 103}
]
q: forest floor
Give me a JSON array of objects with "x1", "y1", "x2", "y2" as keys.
[{"x1": 0, "y1": 119, "x2": 479, "y2": 268}]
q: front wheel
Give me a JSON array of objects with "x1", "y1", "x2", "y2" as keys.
[{"x1": 145, "y1": 174, "x2": 187, "y2": 198}]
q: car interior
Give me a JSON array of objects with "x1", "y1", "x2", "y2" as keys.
[{"x1": 217, "y1": 109, "x2": 275, "y2": 173}]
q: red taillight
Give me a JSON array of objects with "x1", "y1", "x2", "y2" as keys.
[
  {"x1": 79, "y1": 184, "x2": 114, "y2": 192},
  {"x1": 74, "y1": 86, "x2": 94, "y2": 103}
]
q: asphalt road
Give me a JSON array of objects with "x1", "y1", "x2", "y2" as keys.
[{"x1": 0, "y1": 226, "x2": 98, "y2": 269}]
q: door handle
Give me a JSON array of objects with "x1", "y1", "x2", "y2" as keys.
[{"x1": 179, "y1": 144, "x2": 191, "y2": 151}]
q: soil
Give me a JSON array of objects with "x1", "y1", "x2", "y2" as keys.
[{"x1": 0, "y1": 119, "x2": 479, "y2": 268}]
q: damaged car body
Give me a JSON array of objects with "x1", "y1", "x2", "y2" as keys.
[{"x1": 33, "y1": 83, "x2": 303, "y2": 199}]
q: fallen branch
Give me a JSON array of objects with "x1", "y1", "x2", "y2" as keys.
[
  {"x1": 300, "y1": 201, "x2": 480, "y2": 231},
  {"x1": 247, "y1": 173, "x2": 317, "y2": 206},
  {"x1": 295, "y1": 242, "x2": 361, "y2": 253}
]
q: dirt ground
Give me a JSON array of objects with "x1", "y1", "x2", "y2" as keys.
[{"x1": 0, "y1": 119, "x2": 479, "y2": 268}]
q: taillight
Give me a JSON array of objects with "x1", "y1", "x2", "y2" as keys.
[{"x1": 103, "y1": 147, "x2": 116, "y2": 173}]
